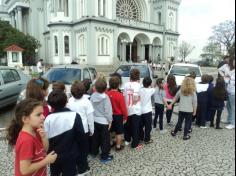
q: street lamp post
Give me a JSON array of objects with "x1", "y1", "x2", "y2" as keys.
[{"x1": 35, "y1": 48, "x2": 38, "y2": 64}]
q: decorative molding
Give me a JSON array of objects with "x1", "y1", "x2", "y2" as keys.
[
  {"x1": 154, "y1": 6, "x2": 162, "y2": 11},
  {"x1": 75, "y1": 27, "x2": 87, "y2": 33},
  {"x1": 168, "y1": 6, "x2": 177, "y2": 11},
  {"x1": 167, "y1": 37, "x2": 177, "y2": 42},
  {"x1": 95, "y1": 27, "x2": 114, "y2": 33}
]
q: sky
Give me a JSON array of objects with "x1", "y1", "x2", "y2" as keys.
[{"x1": 179, "y1": 0, "x2": 235, "y2": 61}]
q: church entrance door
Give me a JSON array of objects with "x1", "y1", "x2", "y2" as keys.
[{"x1": 126, "y1": 39, "x2": 138, "y2": 62}]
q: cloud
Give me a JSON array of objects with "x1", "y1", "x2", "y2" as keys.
[{"x1": 178, "y1": 0, "x2": 235, "y2": 60}]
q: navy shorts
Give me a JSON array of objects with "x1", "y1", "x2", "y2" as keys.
[{"x1": 111, "y1": 115, "x2": 124, "y2": 135}]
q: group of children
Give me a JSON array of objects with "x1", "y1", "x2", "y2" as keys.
[{"x1": 6, "y1": 65, "x2": 232, "y2": 176}]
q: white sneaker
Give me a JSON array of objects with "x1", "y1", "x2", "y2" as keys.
[
  {"x1": 221, "y1": 120, "x2": 230, "y2": 124},
  {"x1": 125, "y1": 141, "x2": 130, "y2": 146},
  {"x1": 200, "y1": 126, "x2": 208, "y2": 129},
  {"x1": 160, "y1": 130, "x2": 167, "y2": 134},
  {"x1": 225, "y1": 125, "x2": 235, "y2": 130}
]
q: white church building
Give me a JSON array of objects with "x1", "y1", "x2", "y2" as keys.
[{"x1": 0, "y1": 0, "x2": 181, "y2": 65}]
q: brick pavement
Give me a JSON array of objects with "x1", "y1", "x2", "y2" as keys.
[{"x1": 0, "y1": 110, "x2": 235, "y2": 176}]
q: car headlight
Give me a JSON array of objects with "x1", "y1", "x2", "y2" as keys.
[{"x1": 17, "y1": 89, "x2": 26, "y2": 103}]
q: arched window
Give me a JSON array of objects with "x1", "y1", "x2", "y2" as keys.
[
  {"x1": 101, "y1": 37, "x2": 104, "y2": 54},
  {"x1": 158, "y1": 12, "x2": 162, "y2": 25},
  {"x1": 98, "y1": 0, "x2": 106, "y2": 16},
  {"x1": 105, "y1": 39, "x2": 108, "y2": 54},
  {"x1": 64, "y1": 35, "x2": 70, "y2": 55},
  {"x1": 98, "y1": 38, "x2": 100, "y2": 55},
  {"x1": 169, "y1": 12, "x2": 175, "y2": 30},
  {"x1": 58, "y1": 0, "x2": 63, "y2": 11},
  {"x1": 54, "y1": 36, "x2": 58, "y2": 55},
  {"x1": 56, "y1": 0, "x2": 68, "y2": 16},
  {"x1": 80, "y1": 0, "x2": 85, "y2": 17},
  {"x1": 98, "y1": 35, "x2": 109, "y2": 55},
  {"x1": 64, "y1": 0, "x2": 68, "y2": 17},
  {"x1": 79, "y1": 35, "x2": 86, "y2": 56},
  {"x1": 169, "y1": 43, "x2": 174, "y2": 57}
]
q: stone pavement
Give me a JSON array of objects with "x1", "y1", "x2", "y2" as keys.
[{"x1": 0, "y1": 110, "x2": 235, "y2": 176}]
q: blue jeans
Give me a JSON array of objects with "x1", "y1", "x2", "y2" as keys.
[{"x1": 227, "y1": 94, "x2": 235, "y2": 125}]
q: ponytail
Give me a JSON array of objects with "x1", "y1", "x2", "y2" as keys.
[
  {"x1": 6, "y1": 119, "x2": 22, "y2": 146},
  {"x1": 6, "y1": 99, "x2": 42, "y2": 146}
]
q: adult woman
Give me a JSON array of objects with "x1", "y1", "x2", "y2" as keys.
[{"x1": 219, "y1": 57, "x2": 235, "y2": 129}]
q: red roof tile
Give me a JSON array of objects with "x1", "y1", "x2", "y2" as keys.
[{"x1": 4, "y1": 44, "x2": 24, "y2": 52}]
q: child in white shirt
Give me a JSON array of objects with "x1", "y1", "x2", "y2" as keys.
[
  {"x1": 139, "y1": 77, "x2": 155, "y2": 144},
  {"x1": 67, "y1": 81, "x2": 94, "y2": 175}
]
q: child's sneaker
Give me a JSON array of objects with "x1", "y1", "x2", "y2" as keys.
[
  {"x1": 125, "y1": 141, "x2": 130, "y2": 146},
  {"x1": 100, "y1": 155, "x2": 114, "y2": 163},
  {"x1": 183, "y1": 135, "x2": 191, "y2": 141},
  {"x1": 200, "y1": 126, "x2": 208, "y2": 129},
  {"x1": 160, "y1": 130, "x2": 167, "y2": 134},
  {"x1": 171, "y1": 131, "x2": 176, "y2": 137},
  {"x1": 115, "y1": 145, "x2": 124, "y2": 151},
  {"x1": 135, "y1": 144, "x2": 143, "y2": 150},
  {"x1": 77, "y1": 167, "x2": 91, "y2": 176},
  {"x1": 145, "y1": 139, "x2": 154, "y2": 145}
]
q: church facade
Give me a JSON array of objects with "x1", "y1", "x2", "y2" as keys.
[{"x1": 0, "y1": 0, "x2": 181, "y2": 65}]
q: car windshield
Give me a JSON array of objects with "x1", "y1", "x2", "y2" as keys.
[
  {"x1": 170, "y1": 66, "x2": 201, "y2": 76},
  {"x1": 44, "y1": 68, "x2": 81, "y2": 84},
  {"x1": 115, "y1": 65, "x2": 150, "y2": 78}
]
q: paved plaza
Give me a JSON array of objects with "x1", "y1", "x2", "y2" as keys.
[{"x1": 0, "y1": 110, "x2": 235, "y2": 176}]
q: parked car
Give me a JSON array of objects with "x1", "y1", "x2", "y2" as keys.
[
  {"x1": 112, "y1": 63, "x2": 158, "y2": 91},
  {"x1": 18, "y1": 65, "x2": 97, "y2": 101},
  {"x1": 167, "y1": 63, "x2": 202, "y2": 86},
  {"x1": 0, "y1": 66, "x2": 31, "y2": 109}
]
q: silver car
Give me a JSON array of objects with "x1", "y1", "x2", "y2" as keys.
[
  {"x1": 0, "y1": 66, "x2": 31, "y2": 109},
  {"x1": 18, "y1": 64, "x2": 97, "y2": 101},
  {"x1": 113, "y1": 63, "x2": 158, "y2": 90}
]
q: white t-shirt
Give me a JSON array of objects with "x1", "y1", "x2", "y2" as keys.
[
  {"x1": 37, "y1": 61, "x2": 43, "y2": 73},
  {"x1": 67, "y1": 95, "x2": 94, "y2": 134},
  {"x1": 218, "y1": 64, "x2": 235, "y2": 83},
  {"x1": 123, "y1": 81, "x2": 141, "y2": 116},
  {"x1": 139, "y1": 87, "x2": 155, "y2": 114},
  {"x1": 227, "y1": 72, "x2": 235, "y2": 95}
]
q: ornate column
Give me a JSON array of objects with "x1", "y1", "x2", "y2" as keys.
[
  {"x1": 17, "y1": 7, "x2": 23, "y2": 31},
  {"x1": 10, "y1": 11, "x2": 15, "y2": 28},
  {"x1": 141, "y1": 44, "x2": 145, "y2": 61},
  {"x1": 149, "y1": 44, "x2": 152, "y2": 62},
  {"x1": 129, "y1": 43, "x2": 132, "y2": 62}
]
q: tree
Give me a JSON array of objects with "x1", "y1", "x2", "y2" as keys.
[
  {"x1": 200, "y1": 42, "x2": 223, "y2": 65},
  {"x1": 178, "y1": 41, "x2": 195, "y2": 62},
  {"x1": 209, "y1": 20, "x2": 235, "y2": 55},
  {"x1": 0, "y1": 20, "x2": 41, "y2": 65}
]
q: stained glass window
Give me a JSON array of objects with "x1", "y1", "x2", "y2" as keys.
[{"x1": 116, "y1": 0, "x2": 142, "y2": 21}]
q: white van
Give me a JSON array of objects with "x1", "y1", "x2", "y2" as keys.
[{"x1": 167, "y1": 63, "x2": 202, "y2": 86}]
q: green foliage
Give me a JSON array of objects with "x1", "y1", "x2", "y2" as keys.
[
  {"x1": 0, "y1": 20, "x2": 41, "y2": 65},
  {"x1": 201, "y1": 42, "x2": 223, "y2": 61}
]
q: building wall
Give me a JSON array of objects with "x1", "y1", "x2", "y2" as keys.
[{"x1": 0, "y1": 0, "x2": 181, "y2": 65}]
